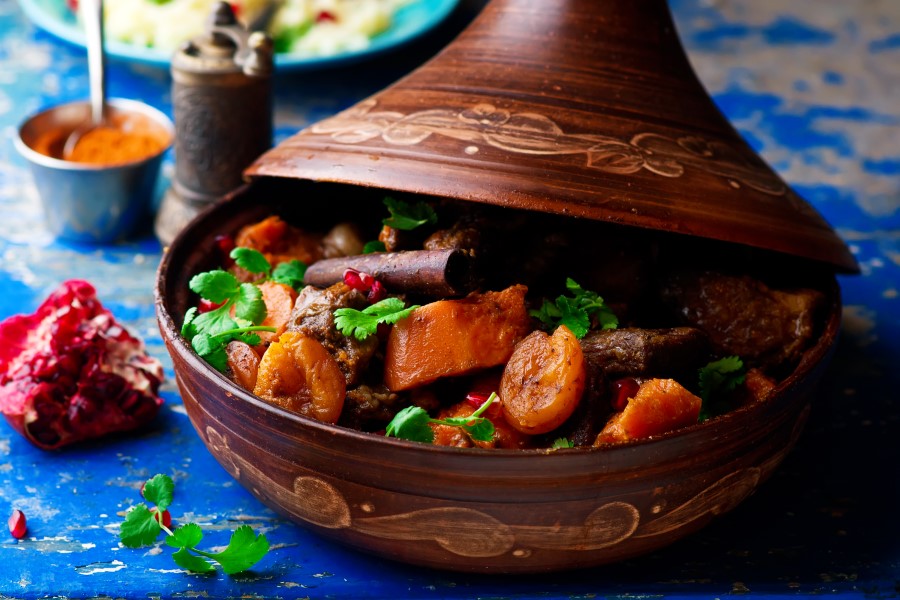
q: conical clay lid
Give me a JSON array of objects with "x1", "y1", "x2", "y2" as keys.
[{"x1": 247, "y1": 0, "x2": 858, "y2": 273}]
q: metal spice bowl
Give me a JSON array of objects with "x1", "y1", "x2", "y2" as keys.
[{"x1": 156, "y1": 0, "x2": 855, "y2": 573}]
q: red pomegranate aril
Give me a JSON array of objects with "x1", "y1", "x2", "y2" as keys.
[
  {"x1": 151, "y1": 508, "x2": 172, "y2": 529},
  {"x1": 610, "y1": 377, "x2": 640, "y2": 411},
  {"x1": 464, "y1": 391, "x2": 501, "y2": 418},
  {"x1": 343, "y1": 268, "x2": 369, "y2": 292},
  {"x1": 316, "y1": 10, "x2": 337, "y2": 22},
  {"x1": 367, "y1": 280, "x2": 387, "y2": 303},
  {"x1": 198, "y1": 298, "x2": 226, "y2": 313},
  {"x1": 214, "y1": 234, "x2": 236, "y2": 267},
  {"x1": 8, "y1": 510, "x2": 26, "y2": 539}
]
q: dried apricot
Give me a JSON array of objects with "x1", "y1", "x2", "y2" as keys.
[
  {"x1": 500, "y1": 325, "x2": 586, "y2": 435},
  {"x1": 253, "y1": 332, "x2": 345, "y2": 423}
]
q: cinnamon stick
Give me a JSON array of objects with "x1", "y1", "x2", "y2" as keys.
[{"x1": 304, "y1": 249, "x2": 475, "y2": 297}]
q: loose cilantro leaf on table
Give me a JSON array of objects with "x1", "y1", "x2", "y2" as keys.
[
  {"x1": 530, "y1": 278, "x2": 618, "y2": 338},
  {"x1": 382, "y1": 197, "x2": 438, "y2": 231},
  {"x1": 698, "y1": 356, "x2": 746, "y2": 422},
  {"x1": 333, "y1": 297, "x2": 420, "y2": 341},
  {"x1": 386, "y1": 393, "x2": 498, "y2": 444},
  {"x1": 120, "y1": 474, "x2": 270, "y2": 575}
]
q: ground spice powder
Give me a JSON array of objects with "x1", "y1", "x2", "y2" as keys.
[{"x1": 31, "y1": 110, "x2": 170, "y2": 165}]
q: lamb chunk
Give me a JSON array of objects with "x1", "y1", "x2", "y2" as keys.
[
  {"x1": 340, "y1": 385, "x2": 439, "y2": 431},
  {"x1": 580, "y1": 327, "x2": 710, "y2": 379},
  {"x1": 340, "y1": 384, "x2": 401, "y2": 431},
  {"x1": 660, "y1": 270, "x2": 823, "y2": 372},
  {"x1": 287, "y1": 283, "x2": 378, "y2": 387},
  {"x1": 423, "y1": 221, "x2": 481, "y2": 255}
]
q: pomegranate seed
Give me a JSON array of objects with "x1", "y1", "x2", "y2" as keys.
[
  {"x1": 198, "y1": 299, "x2": 225, "y2": 313},
  {"x1": 8, "y1": 510, "x2": 27, "y2": 539},
  {"x1": 464, "y1": 392, "x2": 500, "y2": 418},
  {"x1": 610, "y1": 377, "x2": 640, "y2": 411},
  {"x1": 214, "y1": 235, "x2": 236, "y2": 266},
  {"x1": 367, "y1": 280, "x2": 387, "y2": 303},
  {"x1": 151, "y1": 508, "x2": 172, "y2": 529},
  {"x1": 343, "y1": 268, "x2": 371, "y2": 292},
  {"x1": 316, "y1": 10, "x2": 337, "y2": 23}
]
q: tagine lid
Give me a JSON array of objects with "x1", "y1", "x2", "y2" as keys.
[{"x1": 246, "y1": 0, "x2": 858, "y2": 273}]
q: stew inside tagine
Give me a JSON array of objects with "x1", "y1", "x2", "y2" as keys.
[{"x1": 180, "y1": 196, "x2": 828, "y2": 450}]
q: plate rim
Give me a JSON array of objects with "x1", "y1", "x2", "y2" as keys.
[{"x1": 18, "y1": 0, "x2": 461, "y2": 71}]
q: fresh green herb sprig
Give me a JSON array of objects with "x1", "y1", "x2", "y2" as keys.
[
  {"x1": 697, "y1": 356, "x2": 746, "y2": 422},
  {"x1": 182, "y1": 248, "x2": 306, "y2": 371},
  {"x1": 530, "y1": 278, "x2": 618, "y2": 339},
  {"x1": 386, "y1": 393, "x2": 498, "y2": 444},
  {"x1": 382, "y1": 196, "x2": 438, "y2": 231},
  {"x1": 120, "y1": 474, "x2": 270, "y2": 575},
  {"x1": 333, "y1": 297, "x2": 419, "y2": 341},
  {"x1": 551, "y1": 437, "x2": 575, "y2": 449}
]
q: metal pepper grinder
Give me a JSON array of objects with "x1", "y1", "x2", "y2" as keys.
[{"x1": 154, "y1": 1, "x2": 274, "y2": 246}]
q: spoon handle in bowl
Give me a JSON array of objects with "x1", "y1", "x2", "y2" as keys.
[{"x1": 82, "y1": 0, "x2": 106, "y2": 125}]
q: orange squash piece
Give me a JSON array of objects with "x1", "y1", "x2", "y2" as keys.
[
  {"x1": 256, "y1": 281, "x2": 297, "y2": 344},
  {"x1": 383, "y1": 285, "x2": 530, "y2": 391},
  {"x1": 594, "y1": 378, "x2": 701, "y2": 445}
]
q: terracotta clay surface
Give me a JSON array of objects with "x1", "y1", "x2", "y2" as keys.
[
  {"x1": 247, "y1": 0, "x2": 858, "y2": 273},
  {"x1": 155, "y1": 187, "x2": 842, "y2": 573}
]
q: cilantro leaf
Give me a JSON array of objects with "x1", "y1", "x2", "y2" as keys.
[
  {"x1": 191, "y1": 333, "x2": 229, "y2": 373},
  {"x1": 382, "y1": 197, "x2": 438, "y2": 231},
  {"x1": 386, "y1": 393, "x2": 498, "y2": 444},
  {"x1": 554, "y1": 296, "x2": 591, "y2": 339},
  {"x1": 171, "y1": 548, "x2": 216, "y2": 574},
  {"x1": 143, "y1": 474, "x2": 174, "y2": 511},
  {"x1": 233, "y1": 283, "x2": 266, "y2": 324},
  {"x1": 181, "y1": 307, "x2": 199, "y2": 339},
  {"x1": 166, "y1": 523, "x2": 204, "y2": 549},
  {"x1": 551, "y1": 437, "x2": 575, "y2": 449},
  {"x1": 363, "y1": 240, "x2": 386, "y2": 254},
  {"x1": 385, "y1": 406, "x2": 434, "y2": 443},
  {"x1": 121, "y1": 475, "x2": 271, "y2": 575},
  {"x1": 698, "y1": 356, "x2": 746, "y2": 421},
  {"x1": 334, "y1": 297, "x2": 419, "y2": 341},
  {"x1": 529, "y1": 278, "x2": 617, "y2": 339},
  {"x1": 189, "y1": 270, "x2": 240, "y2": 304},
  {"x1": 189, "y1": 305, "x2": 240, "y2": 338},
  {"x1": 197, "y1": 525, "x2": 270, "y2": 575},
  {"x1": 120, "y1": 504, "x2": 161, "y2": 548},
  {"x1": 230, "y1": 248, "x2": 271, "y2": 275},
  {"x1": 271, "y1": 260, "x2": 306, "y2": 289},
  {"x1": 461, "y1": 419, "x2": 495, "y2": 443}
]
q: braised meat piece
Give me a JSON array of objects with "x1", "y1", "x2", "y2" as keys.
[
  {"x1": 423, "y1": 220, "x2": 482, "y2": 255},
  {"x1": 660, "y1": 270, "x2": 823, "y2": 372},
  {"x1": 287, "y1": 283, "x2": 378, "y2": 387},
  {"x1": 580, "y1": 327, "x2": 710, "y2": 379},
  {"x1": 340, "y1": 384, "x2": 401, "y2": 431}
]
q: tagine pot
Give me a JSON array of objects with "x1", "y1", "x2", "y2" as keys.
[{"x1": 156, "y1": 0, "x2": 856, "y2": 573}]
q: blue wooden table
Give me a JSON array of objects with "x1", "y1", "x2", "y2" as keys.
[{"x1": 1, "y1": 0, "x2": 898, "y2": 597}]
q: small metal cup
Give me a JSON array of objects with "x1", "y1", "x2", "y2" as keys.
[{"x1": 14, "y1": 98, "x2": 174, "y2": 244}]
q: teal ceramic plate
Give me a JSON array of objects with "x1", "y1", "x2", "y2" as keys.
[{"x1": 19, "y1": 0, "x2": 460, "y2": 70}]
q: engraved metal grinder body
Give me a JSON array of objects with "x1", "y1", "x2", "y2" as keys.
[{"x1": 155, "y1": 1, "x2": 274, "y2": 245}]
